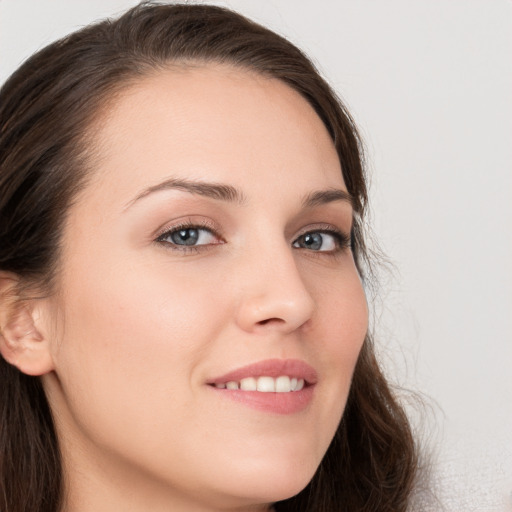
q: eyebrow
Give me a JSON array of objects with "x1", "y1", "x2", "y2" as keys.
[
  {"x1": 124, "y1": 177, "x2": 247, "y2": 210},
  {"x1": 301, "y1": 188, "x2": 354, "y2": 209},
  {"x1": 124, "y1": 177, "x2": 353, "y2": 210}
]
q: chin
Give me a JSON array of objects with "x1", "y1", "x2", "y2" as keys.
[
  {"x1": 215, "y1": 454, "x2": 318, "y2": 506},
  {"x1": 248, "y1": 474, "x2": 312, "y2": 504},
  {"x1": 206, "y1": 427, "x2": 331, "y2": 506}
]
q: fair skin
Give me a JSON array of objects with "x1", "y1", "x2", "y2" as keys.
[{"x1": 1, "y1": 65, "x2": 368, "y2": 511}]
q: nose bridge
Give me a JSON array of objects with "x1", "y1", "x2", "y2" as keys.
[{"x1": 234, "y1": 229, "x2": 315, "y2": 333}]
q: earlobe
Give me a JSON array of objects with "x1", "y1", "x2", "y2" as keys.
[{"x1": 0, "y1": 273, "x2": 55, "y2": 376}]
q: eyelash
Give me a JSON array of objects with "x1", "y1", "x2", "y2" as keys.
[
  {"x1": 155, "y1": 221, "x2": 352, "y2": 256},
  {"x1": 293, "y1": 225, "x2": 352, "y2": 254},
  {"x1": 155, "y1": 219, "x2": 222, "y2": 254}
]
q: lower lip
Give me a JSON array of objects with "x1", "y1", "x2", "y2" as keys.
[{"x1": 208, "y1": 385, "x2": 315, "y2": 415}]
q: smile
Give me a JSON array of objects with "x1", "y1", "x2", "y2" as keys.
[
  {"x1": 213, "y1": 375, "x2": 305, "y2": 393},
  {"x1": 207, "y1": 359, "x2": 316, "y2": 414}
]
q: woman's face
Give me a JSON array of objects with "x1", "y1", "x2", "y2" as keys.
[{"x1": 41, "y1": 65, "x2": 368, "y2": 510}]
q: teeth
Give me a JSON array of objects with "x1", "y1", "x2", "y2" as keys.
[
  {"x1": 216, "y1": 376, "x2": 306, "y2": 393},
  {"x1": 275, "y1": 376, "x2": 291, "y2": 392},
  {"x1": 257, "y1": 376, "x2": 275, "y2": 392},
  {"x1": 240, "y1": 377, "x2": 257, "y2": 391}
]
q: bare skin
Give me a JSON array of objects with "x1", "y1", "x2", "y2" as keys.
[{"x1": 4, "y1": 65, "x2": 368, "y2": 511}]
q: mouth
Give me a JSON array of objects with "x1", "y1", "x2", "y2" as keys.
[
  {"x1": 211, "y1": 375, "x2": 306, "y2": 393},
  {"x1": 206, "y1": 359, "x2": 317, "y2": 414}
]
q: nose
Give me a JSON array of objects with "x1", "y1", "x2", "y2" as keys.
[{"x1": 234, "y1": 239, "x2": 316, "y2": 334}]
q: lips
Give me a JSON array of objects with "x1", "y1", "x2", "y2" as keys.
[{"x1": 207, "y1": 359, "x2": 317, "y2": 415}]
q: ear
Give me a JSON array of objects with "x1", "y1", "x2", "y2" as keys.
[{"x1": 0, "y1": 272, "x2": 55, "y2": 376}]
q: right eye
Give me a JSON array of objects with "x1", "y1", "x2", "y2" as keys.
[
  {"x1": 155, "y1": 222, "x2": 224, "y2": 253},
  {"x1": 161, "y1": 227, "x2": 215, "y2": 246}
]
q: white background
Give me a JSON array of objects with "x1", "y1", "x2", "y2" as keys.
[{"x1": 1, "y1": 1, "x2": 511, "y2": 510}]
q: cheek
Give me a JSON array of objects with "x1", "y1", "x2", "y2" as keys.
[
  {"x1": 328, "y1": 283, "x2": 367, "y2": 379},
  {"x1": 60, "y1": 247, "x2": 225, "y2": 344},
  {"x1": 307, "y1": 265, "x2": 368, "y2": 420},
  {"x1": 309, "y1": 258, "x2": 368, "y2": 361},
  {"x1": 52, "y1": 254, "x2": 229, "y2": 438}
]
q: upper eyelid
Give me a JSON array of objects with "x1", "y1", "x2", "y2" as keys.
[
  {"x1": 292, "y1": 223, "x2": 350, "y2": 240},
  {"x1": 154, "y1": 218, "x2": 220, "y2": 241}
]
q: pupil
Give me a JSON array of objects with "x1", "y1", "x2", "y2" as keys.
[
  {"x1": 172, "y1": 228, "x2": 199, "y2": 246},
  {"x1": 304, "y1": 233, "x2": 322, "y2": 250}
]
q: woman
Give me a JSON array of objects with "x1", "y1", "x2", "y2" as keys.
[{"x1": 0, "y1": 3, "x2": 418, "y2": 511}]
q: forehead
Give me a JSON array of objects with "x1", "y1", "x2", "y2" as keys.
[{"x1": 83, "y1": 64, "x2": 345, "y2": 206}]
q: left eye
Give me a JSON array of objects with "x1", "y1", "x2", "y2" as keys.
[
  {"x1": 292, "y1": 231, "x2": 338, "y2": 251},
  {"x1": 158, "y1": 227, "x2": 218, "y2": 246}
]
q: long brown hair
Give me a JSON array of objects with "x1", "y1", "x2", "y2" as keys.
[{"x1": 0, "y1": 3, "x2": 418, "y2": 511}]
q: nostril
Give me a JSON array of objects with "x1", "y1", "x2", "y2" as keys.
[
  {"x1": 257, "y1": 317, "x2": 284, "y2": 326},
  {"x1": 235, "y1": 287, "x2": 314, "y2": 333}
]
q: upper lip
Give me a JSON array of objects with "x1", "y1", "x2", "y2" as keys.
[{"x1": 207, "y1": 358, "x2": 318, "y2": 385}]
